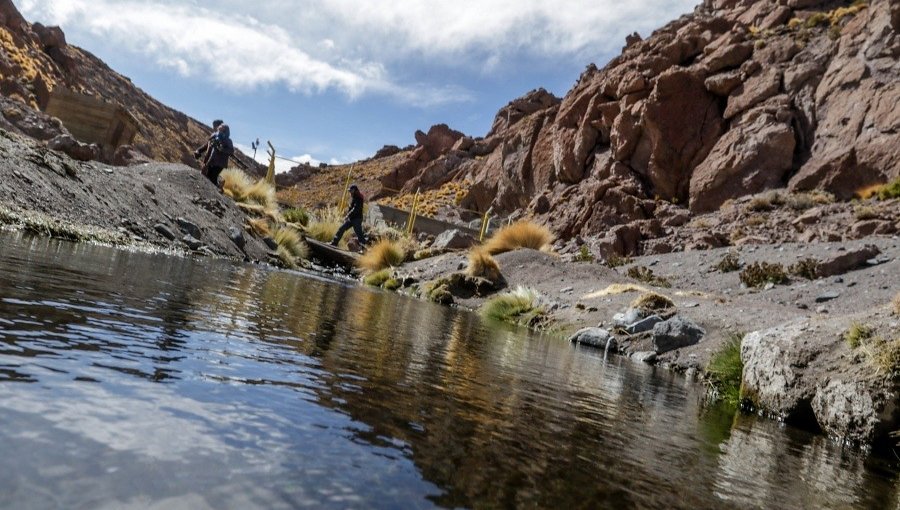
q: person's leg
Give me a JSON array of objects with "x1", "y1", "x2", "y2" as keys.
[
  {"x1": 206, "y1": 165, "x2": 223, "y2": 185},
  {"x1": 351, "y1": 218, "x2": 367, "y2": 246},
  {"x1": 331, "y1": 220, "x2": 351, "y2": 246}
]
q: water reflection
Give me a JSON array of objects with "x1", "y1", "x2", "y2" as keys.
[{"x1": 0, "y1": 231, "x2": 897, "y2": 509}]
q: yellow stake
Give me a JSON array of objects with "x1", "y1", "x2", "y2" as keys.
[
  {"x1": 479, "y1": 207, "x2": 493, "y2": 242},
  {"x1": 265, "y1": 141, "x2": 276, "y2": 185},
  {"x1": 338, "y1": 165, "x2": 354, "y2": 211},
  {"x1": 406, "y1": 189, "x2": 420, "y2": 235}
]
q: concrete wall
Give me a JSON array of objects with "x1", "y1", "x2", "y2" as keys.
[{"x1": 369, "y1": 204, "x2": 485, "y2": 238}]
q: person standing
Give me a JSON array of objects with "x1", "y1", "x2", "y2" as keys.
[
  {"x1": 331, "y1": 184, "x2": 368, "y2": 247},
  {"x1": 194, "y1": 119, "x2": 223, "y2": 162},
  {"x1": 200, "y1": 123, "x2": 234, "y2": 186}
]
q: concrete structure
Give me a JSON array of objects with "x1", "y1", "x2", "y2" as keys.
[
  {"x1": 44, "y1": 88, "x2": 138, "y2": 149},
  {"x1": 369, "y1": 204, "x2": 484, "y2": 239}
]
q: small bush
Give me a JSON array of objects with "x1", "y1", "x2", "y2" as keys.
[
  {"x1": 574, "y1": 245, "x2": 594, "y2": 262},
  {"x1": 424, "y1": 280, "x2": 453, "y2": 304},
  {"x1": 789, "y1": 258, "x2": 819, "y2": 280},
  {"x1": 467, "y1": 248, "x2": 502, "y2": 282},
  {"x1": 305, "y1": 207, "x2": 346, "y2": 245},
  {"x1": 220, "y1": 168, "x2": 253, "y2": 200},
  {"x1": 274, "y1": 245, "x2": 299, "y2": 269},
  {"x1": 357, "y1": 239, "x2": 405, "y2": 273},
  {"x1": 867, "y1": 337, "x2": 900, "y2": 376},
  {"x1": 626, "y1": 265, "x2": 671, "y2": 288},
  {"x1": 893, "y1": 292, "x2": 900, "y2": 316},
  {"x1": 245, "y1": 179, "x2": 277, "y2": 209},
  {"x1": 739, "y1": 262, "x2": 788, "y2": 288},
  {"x1": 605, "y1": 255, "x2": 632, "y2": 268},
  {"x1": 363, "y1": 268, "x2": 399, "y2": 290},
  {"x1": 630, "y1": 292, "x2": 675, "y2": 313},
  {"x1": 706, "y1": 333, "x2": 745, "y2": 407},
  {"x1": 283, "y1": 207, "x2": 309, "y2": 226},
  {"x1": 745, "y1": 215, "x2": 767, "y2": 227},
  {"x1": 854, "y1": 205, "x2": 880, "y2": 221},
  {"x1": 716, "y1": 251, "x2": 741, "y2": 273},
  {"x1": 480, "y1": 286, "x2": 550, "y2": 329},
  {"x1": 482, "y1": 221, "x2": 553, "y2": 255},
  {"x1": 876, "y1": 178, "x2": 900, "y2": 200},
  {"x1": 746, "y1": 191, "x2": 784, "y2": 212},
  {"x1": 844, "y1": 322, "x2": 874, "y2": 349},
  {"x1": 805, "y1": 12, "x2": 829, "y2": 28}
]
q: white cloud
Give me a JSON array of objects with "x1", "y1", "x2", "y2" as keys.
[{"x1": 17, "y1": 0, "x2": 696, "y2": 103}]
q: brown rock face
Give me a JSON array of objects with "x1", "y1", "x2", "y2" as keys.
[{"x1": 365, "y1": 0, "x2": 898, "y2": 246}]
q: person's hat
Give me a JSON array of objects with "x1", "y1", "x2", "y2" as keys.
[
  {"x1": 349, "y1": 183, "x2": 359, "y2": 190},
  {"x1": 212, "y1": 119, "x2": 224, "y2": 128}
]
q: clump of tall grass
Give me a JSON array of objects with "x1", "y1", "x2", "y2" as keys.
[
  {"x1": 893, "y1": 292, "x2": 900, "y2": 316},
  {"x1": 357, "y1": 239, "x2": 405, "y2": 273},
  {"x1": 247, "y1": 218, "x2": 271, "y2": 237},
  {"x1": 480, "y1": 286, "x2": 550, "y2": 329},
  {"x1": 630, "y1": 292, "x2": 675, "y2": 313},
  {"x1": 283, "y1": 207, "x2": 309, "y2": 226},
  {"x1": 305, "y1": 206, "x2": 345, "y2": 245},
  {"x1": 858, "y1": 178, "x2": 900, "y2": 200},
  {"x1": 482, "y1": 221, "x2": 553, "y2": 255},
  {"x1": 853, "y1": 205, "x2": 880, "y2": 221},
  {"x1": 273, "y1": 226, "x2": 308, "y2": 260},
  {"x1": 220, "y1": 168, "x2": 253, "y2": 199},
  {"x1": 706, "y1": 333, "x2": 745, "y2": 407},
  {"x1": 466, "y1": 248, "x2": 502, "y2": 282}
]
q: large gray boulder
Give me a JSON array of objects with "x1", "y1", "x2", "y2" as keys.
[
  {"x1": 431, "y1": 229, "x2": 476, "y2": 250},
  {"x1": 811, "y1": 379, "x2": 896, "y2": 444},
  {"x1": 569, "y1": 327, "x2": 616, "y2": 350},
  {"x1": 652, "y1": 315, "x2": 705, "y2": 353}
]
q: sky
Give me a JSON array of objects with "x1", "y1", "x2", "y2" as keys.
[{"x1": 16, "y1": 0, "x2": 697, "y2": 172}]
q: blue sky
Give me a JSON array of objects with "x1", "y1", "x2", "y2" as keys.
[{"x1": 17, "y1": 0, "x2": 697, "y2": 171}]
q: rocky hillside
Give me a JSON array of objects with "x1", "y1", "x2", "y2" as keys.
[
  {"x1": 299, "y1": 0, "x2": 898, "y2": 249},
  {"x1": 0, "y1": 0, "x2": 258, "y2": 170}
]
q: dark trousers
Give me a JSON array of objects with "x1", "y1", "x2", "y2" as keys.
[
  {"x1": 205, "y1": 165, "x2": 224, "y2": 186},
  {"x1": 332, "y1": 217, "x2": 366, "y2": 246}
]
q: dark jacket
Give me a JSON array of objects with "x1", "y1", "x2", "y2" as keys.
[
  {"x1": 205, "y1": 136, "x2": 234, "y2": 169},
  {"x1": 346, "y1": 192, "x2": 364, "y2": 220}
]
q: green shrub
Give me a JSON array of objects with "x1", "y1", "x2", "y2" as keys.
[
  {"x1": 605, "y1": 255, "x2": 631, "y2": 268},
  {"x1": 283, "y1": 207, "x2": 309, "y2": 226},
  {"x1": 574, "y1": 245, "x2": 594, "y2": 262},
  {"x1": 844, "y1": 322, "x2": 873, "y2": 349},
  {"x1": 854, "y1": 205, "x2": 879, "y2": 221},
  {"x1": 364, "y1": 268, "x2": 392, "y2": 287},
  {"x1": 480, "y1": 286, "x2": 550, "y2": 329},
  {"x1": 706, "y1": 334, "x2": 745, "y2": 407},
  {"x1": 876, "y1": 178, "x2": 900, "y2": 200},
  {"x1": 739, "y1": 262, "x2": 788, "y2": 288}
]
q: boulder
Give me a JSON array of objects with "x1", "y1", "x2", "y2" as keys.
[
  {"x1": 228, "y1": 226, "x2": 246, "y2": 249},
  {"x1": 181, "y1": 234, "x2": 202, "y2": 251},
  {"x1": 154, "y1": 224, "x2": 177, "y2": 241},
  {"x1": 48, "y1": 134, "x2": 99, "y2": 162},
  {"x1": 373, "y1": 145, "x2": 401, "y2": 159},
  {"x1": 741, "y1": 320, "x2": 819, "y2": 422},
  {"x1": 569, "y1": 327, "x2": 616, "y2": 350},
  {"x1": 850, "y1": 219, "x2": 895, "y2": 238},
  {"x1": 431, "y1": 229, "x2": 476, "y2": 250},
  {"x1": 724, "y1": 68, "x2": 782, "y2": 119},
  {"x1": 702, "y1": 42, "x2": 753, "y2": 73},
  {"x1": 414, "y1": 124, "x2": 464, "y2": 159},
  {"x1": 613, "y1": 307, "x2": 646, "y2": 328},
  {"x1": 626, "y1": 314, "x2": 663, "y2": 335},
  {"x1": 816, "y1": 245, "x2": 880, "y2": 277},
  {"x1": 113, "y1": 145, "x2": 151, "y2": 166},
  {"x1": 811, "y1": 379, "x2": 897, "y2": 445},
  {"x1": 176, "y1": 217, "x2": 201, "y2": 239},
  {"x1": 652, "y1": 315, "x2": 704, "y2": 353},
  {"x1": 689, "y1": 112, "x2": 795, "y2": 213}
]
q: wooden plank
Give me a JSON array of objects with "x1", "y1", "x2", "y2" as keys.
[{"x1": 304, "y1": 237, "x2": 360, "y2": 269}]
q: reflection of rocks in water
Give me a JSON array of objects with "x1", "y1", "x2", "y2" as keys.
[{"x1": 715, "y1": 416, "x2": 898, "y2": 508}]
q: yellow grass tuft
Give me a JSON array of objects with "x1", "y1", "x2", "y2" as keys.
[
  {"x1": 482, "y1": 220, "x2": 553, "y2": 255},
  {"x1": 892, "y1": 292, "x2": 900, "y2": 316},
  {"x1": 246, "y1": 179, "x2": 277, "y2": 209},
  {"x1": 466, "y1": 248, "x2": 502, "y2": 282},
  {"x1": 357, "y1": 239, "x2": 405, "y2": 273},
  {"x1": 305, "y1": 206, "x2": 346, "y2": 245},
  {"x1": 631, "y1": 292, "x2": 675, "y2": 313},
  {"x1": 273, "y1": 226, "x2": 308, "y2": 260},
  {"x1": 221, "y1": 168, "x2": 253, "y2": 200}
]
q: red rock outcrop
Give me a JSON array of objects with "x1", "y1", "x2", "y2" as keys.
[{"x1": 374, "y1": 0, "x2": 899, "y2": 255}]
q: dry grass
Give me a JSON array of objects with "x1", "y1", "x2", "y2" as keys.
[
  {"x1": 787, "y1": 191, "x2": 834, "y2": 210},
  {"x1": 626, "y1": 265, "x2": 671, "y2": 288},
  {"x1": 582, "y1": 284, "x2": 649, "y2": 299},
  {"x1": 630, "y1": 292, "x2": 675, "y2": 313},
  {"x1": 480, "y1": 286, "x2": 550, "y2": 329},
  {"x1": 273, "y1": 226, "x2": 308, "y2": 260},
  {"x1": 363, "y1": 268, "x2": 400, "y2": 290},
  {"x1": 247, "y1": 218, "x2": 271, "y2": 237},
  {"x1": 221, "y1": 169, "x2": 254, "y2": 200},
  {"x1": 467, "y1": 248, "x2": 502, "y2": 282},
  {"x1": 305, "y1": 206, "x2": 346, "y2": 244},
  {"x1": 853, "y1": 205, "x2": 880, "y2": 221},
  {"x1": 274, "y1": 246, "x2": 299, "y2": 269},
  {"x1": 844, "y1": 322, "x2": 874, "y2": 349},
  {"x1": 357, "y1": 239, "x2": 405, "y2": 273},
  {"x1": 482, "y1": 221, "x2": 553, "y2": 255},
  {"x1": 716, "y1": 251, "x2": 741, "y2": 273},
  {"x1": 222, "y1": 169, "x2": 280, "y2": 219},
  {"x1": 892, "y1": 293, "x2": 900, "y2": 316},
  {"x1": 790, "y1": 258, "x2": 820, "y2": 280}
]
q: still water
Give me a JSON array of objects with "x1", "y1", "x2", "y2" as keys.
[{"x1": 0, "y1": 231, "x2": 897, "y2": 509}]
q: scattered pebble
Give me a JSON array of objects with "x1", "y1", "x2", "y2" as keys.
[{"x1": 815, "y1": 292, "x2": 840, "y2": 303}]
